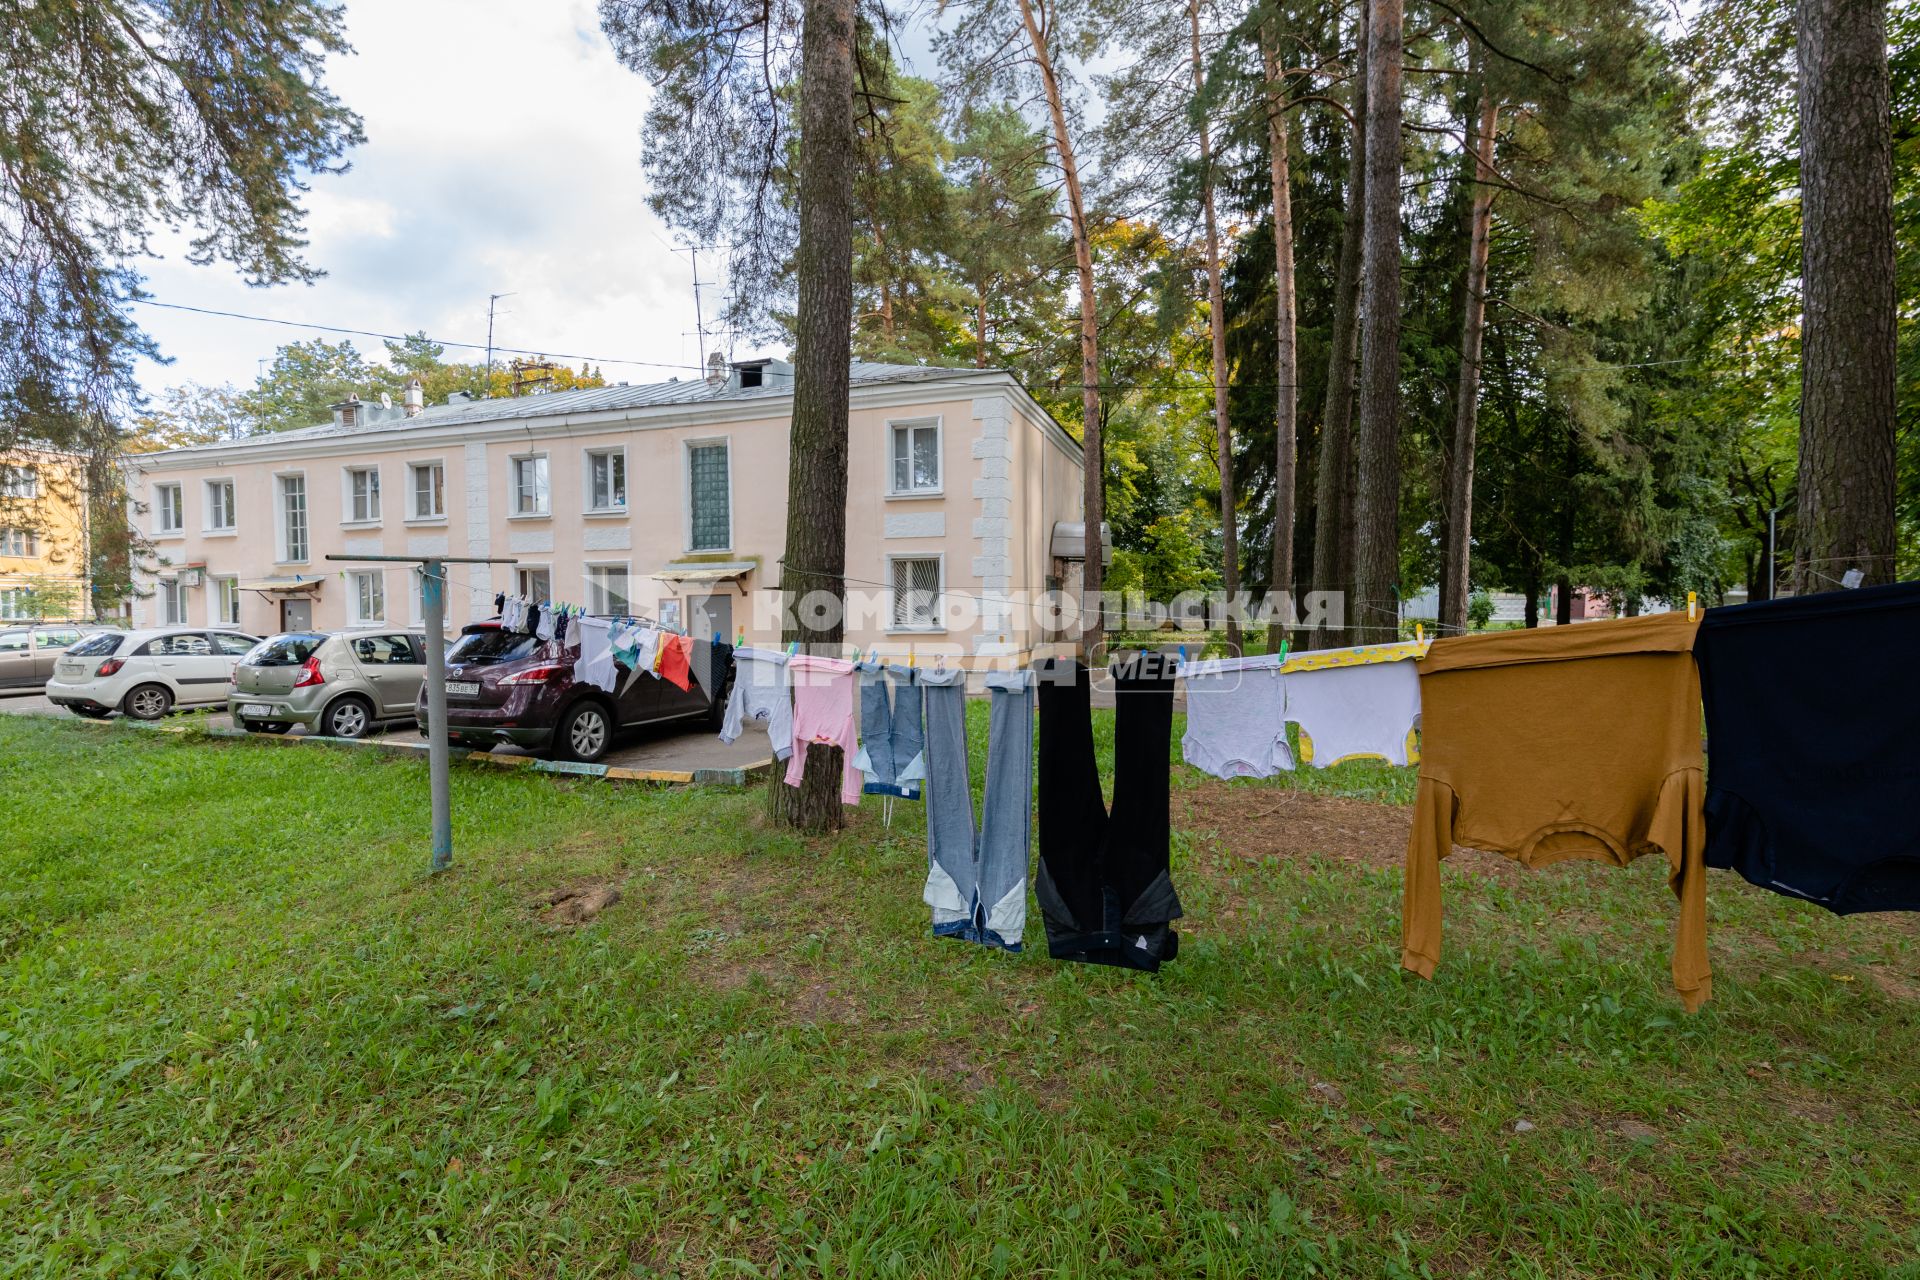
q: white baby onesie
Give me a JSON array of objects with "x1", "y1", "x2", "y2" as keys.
[
  {"x1": 719, "y1": 646, "x2": 793, "y2": 761},
  {"x1": 1180, "y1": 654, "x2": 1291, "y2": 779},
  {"x1": 1281, "y1": 651, "x2": 1421, "y2": 767}
]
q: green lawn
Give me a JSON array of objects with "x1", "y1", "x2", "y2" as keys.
[{"x1": 2, "y1": 712, "x2": 1917, "y2": 1277}]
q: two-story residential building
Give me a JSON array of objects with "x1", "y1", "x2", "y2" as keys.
[
  {"x1": 0, "y1": 449, "x2": 91, "y2": 622},
  {"x1": 123, "y1": 360, "x2": 1088, "y2": 662}
]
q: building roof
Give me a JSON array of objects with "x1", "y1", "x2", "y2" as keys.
[{"x1": 140, "y1": 361, "x2": 1036, "y2": 460}]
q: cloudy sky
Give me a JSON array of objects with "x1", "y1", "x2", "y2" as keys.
[{"x1": 133, "y1": 0, "x2": 792, "y2": 398}]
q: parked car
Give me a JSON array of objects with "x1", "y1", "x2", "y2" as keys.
[
  {"x1": 0, "y1": 624, "x2": 117, "y2": 690},
  {"x1": 44, "y1": 627, "x2": 260, "y2": 719},
  {"x1": 229, "y1": 630, "x2": 428, "y2": 739},
  {"x1": 422, "y1": 621, "x2": 732, "y2": 763}
]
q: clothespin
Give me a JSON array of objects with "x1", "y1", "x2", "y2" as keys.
[
  {"x1": 1687, "y1": 591, "x2": 1697, "y2": 621},
  {"x1": 786, "y1": 640, "x2": 798, "y2": 658},
  {"x1": 735, "y1": 630, "x2": 744, "y2": 648},
  {"x1": 1415, "y1": 623, "x2": 1423, "y2": 645},
  {"x1": 712, "y1": 632, "x2": 722, "y2": 647},
  {"x1": 1177, "y1": 644, "x2": 1187, "y2": 665},
  {"x1": 908, "y1": 645, "x2": 915, "y2": 668},
  {"x1": 1277, "y1": 638, "x2": 1290, "y2": 664}
]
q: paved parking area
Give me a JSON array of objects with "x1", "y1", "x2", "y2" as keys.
[{"x1": 0, "y1": 688, "x2": 773, "y2": 777}]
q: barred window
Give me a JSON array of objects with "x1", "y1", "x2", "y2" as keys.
[{"x1": 890, "y1": 556, "x2": 942, "y2": 631}]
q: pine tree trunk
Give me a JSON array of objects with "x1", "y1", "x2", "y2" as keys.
[
  {"x1": 1019, "y1": 0, "x2": 1104, "y2": 652},
  {"x1": 771, "y1": 0, "x2": 857, "y2": 834},
  {"x1": 1440, "y1": 76, "x2": 1497, "y2": 634},
  {"x1": 1311, "y1": 8, "x2": 1367, "y2": 648},
  {"x1": 1262, "y1": 25, "x2": 1299, "y2": 655},
  {"x1": 1191, "y1": 0, "x2": 1240, "y2": 653},
  {"x1": 1351, "y1": 0, "x2": 1403, "y2": 645},
  {"x1": 1793, "y1": 0, "x2": 1897, "y2": 593}
]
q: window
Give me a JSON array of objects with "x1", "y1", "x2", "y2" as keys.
[
  {"x1": 351, "y1": 633, "x2": 422, "y2": 665},
  {"x1": 890, "y1": 556, "x2": 943, "y2": 631},
  {"x1": 157, "y1": 578, "x2": 187, "y2": 626},
  {"x1": 0, "y1": 528, "x2": 36, "y2": 557},
  {"x1": 32, "y1": 629, "x2": 79, "y2": 650},
  {"x1": 0, "y1": 593, "x2": 28, "y2": 622},
  {"x1": 410, "y1": 462, "x2": 445, "y2": 519},
  {"x1": 214, "y1": 576, "x2": 241, "y2": 627},
  {"x1": 511, "y1": 455, "x2": 549, "y2": 516},
  {"x1": 248, "y1": 634, "x2": 325, "y2": 666},
  {"x1": 205, "y1": 479, "x2": 235, "y2": 532},
  {"x1": 67, "y1": 632, "x2": 124, "y2": 658},
  {"x1": 349, "y1": 570, "x2": 386, "y2": 624},
  {"x1": 279, "y1": 474, "x2": 308, "y2": 562},
  {"x1": 516, "y1": 566, "x2": 551, "y2": 603},
  {"x1": 346, "y1": 467, "x2": 381, "y2": 523},
  {"x1": 212, "y1": 632, "x2": 257, "y2": 657},
  {"x1": 687, "y1": 442, "x2": 730, "y2": 550},
  {"x1": 585, "y1": 564, "x2": 630, "y2": 615},
  {"x1": 890, "y1": 419, "x2": 941, "y2": 494},
  {"x1": 0, "y1": 627, "x2": 27, "y2": 647},
  {"x1": 143, "y1": 632, "x2": 211, "y2": 657},
  {"x1": 156, "y1": 483, "x2": 184, "y2": 534},
  {"x1": 586, "y1": 448, "x2": 626, "y2": 512},
  {"x1": 0, "y1": 466, "x2": 37, "y2": 499}
]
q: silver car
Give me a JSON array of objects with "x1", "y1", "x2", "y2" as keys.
[{"x1": 229, "y1": 630, "x2": 428, "y2": 739}]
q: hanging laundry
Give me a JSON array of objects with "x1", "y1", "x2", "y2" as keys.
[
  {"x1": 921, "y1": 667, "x2": 1032, "y2": 950},
  {"x1": 535, "y1": 604, "x2": 556, "y2": 643},
  {"x1": 1695, "y1": 580, "x2": 1920, "y2": 914},
  {"x1": 617, "y1": 622, "x2": 660, "y2": 675},
  {"x1": 658, "y1": 633, "x2": 694, "y2": 691},
  {"x1": 1180, "y1": 652, "x2": 1290, "y2": 779},
  {"x1": 853, "y1": 662, "x2": 926, "y2": 799},
  {"x1": 575, "y1": 616, "x2": 619, "y2": 694},
  {"x1": 783, "y1": 654, "x2": 861, "y2": 804},
  {"x1": 720, "y1": 646, "x2": 794, "y2": 761},
  {"x1": 493, "y1": 591, "x2": 506, "y2": 617},
  {"x1": 1402, "y1": 612, "x2": 1710, "y2": 1010},
  {"x1": 1281, "y1": 639, "x2": 1424, "y2": 768},
  {"x1": 1036, "y1": 654, "x2": 1182, "y2": 972}
]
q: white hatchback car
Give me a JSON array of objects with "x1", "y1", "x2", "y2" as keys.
[{"x1": 45, "y1": 627, "x2": 261, "y2": 720}]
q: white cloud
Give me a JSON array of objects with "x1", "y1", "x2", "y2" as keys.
[{"x1": 132, "y1": 0, "x2": 770, "y2": 396}]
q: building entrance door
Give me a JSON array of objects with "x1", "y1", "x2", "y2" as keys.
[{"x1": 280, "y1": 597, "x2": 314, "y2": 631}]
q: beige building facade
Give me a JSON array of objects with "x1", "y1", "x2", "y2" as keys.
[{"x1": 123, "y1": 361, "x2": 1086, "y2": 662}]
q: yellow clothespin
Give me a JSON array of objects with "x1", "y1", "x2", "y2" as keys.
[
  {"x1": 1687, "y1": 591, "x2": 1697, "y2": 621},
  {"x1": 908, "y1": 645, "x2": 915, "y2": 668},
  {"x1": 1415, "y1": 623, "x2": 1424, "y2": 645}
]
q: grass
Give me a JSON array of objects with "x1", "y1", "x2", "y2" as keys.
[{"x1": 1, "y1": 710, "x2": 1917, "y2": 1278}]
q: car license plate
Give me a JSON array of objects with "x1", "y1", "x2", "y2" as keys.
[
  {"x1": 445, "y1": 680, "x2": 480, "y2": 696},
  {"x1": 241, "y1": 703, "x2": 273, "y2": 717}
]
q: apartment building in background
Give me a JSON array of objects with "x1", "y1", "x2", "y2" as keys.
[
  {"x1": 122, "y1": 360, "x2": 1090, "y2": 662},
  {"x1": 0, "y1": 449, "x2": 91, "y2": 622}
]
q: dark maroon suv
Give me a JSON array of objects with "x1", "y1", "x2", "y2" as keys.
[{"x1": 419, "y1": 622, "x2": 733, "y2": 762}]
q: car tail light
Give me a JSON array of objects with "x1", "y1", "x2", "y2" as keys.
[
  {"x1": 294, "y1": 656, "x2": 325, "y2": 688},
  {"x1": 501, "y1": 664, "x2": 567, "y2": 686},
  {"x1": 95, "y1": 658, "x2": 124, "y2": 677}
]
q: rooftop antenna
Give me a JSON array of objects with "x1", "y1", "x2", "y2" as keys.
[
  {"x1": 484, "y1": 292, "x2": 515, "y2": 397},
  {"x1": 672, "y1": 244, "x2": 723, "y2": 369}
]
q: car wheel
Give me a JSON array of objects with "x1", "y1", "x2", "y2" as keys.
[
  {"x1": 321, "y1": 696, "x2": 374, "y2": 740},
  {"x1": 556, "y1": 700, "x2": 612, "y2": 763},
  {"x1": 123, "y1": 684, "x2": 173, "y2": 721},
  {"x1": 67, "y1": 705, "x2": 110, "y2": 720}
]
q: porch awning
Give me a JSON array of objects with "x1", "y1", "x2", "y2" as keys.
[
  {"x1": 236, "y1": 574, "x2": 325, "y2": 594},
  {"x1": 654, "y1": 560, "x2": 756, "y2": 584}
]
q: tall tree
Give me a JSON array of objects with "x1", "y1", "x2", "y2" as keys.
[
  {"x1": 1190, "y1": 0, "x2": 1241, "y2": 651},
  {"x1": 1260, "y1": 21, "x2": 1300, "y2": 652},
  {"x1": 1351, "y1": 0, "x2": 1404, "y2": 643},
  {"x1": 0, "y1": 1, "x2": 362, "y2": 461},
  {"x1": 1793, "y1": 0, "x2": 1898, "y2": 590},
  {"x1": 1439, "y1": 56, "x2": 1499, "y2": 633}
]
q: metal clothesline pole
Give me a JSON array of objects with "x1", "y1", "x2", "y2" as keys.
[{"x1": 325, "y1": 554, "x2": 517, "y2": 873}]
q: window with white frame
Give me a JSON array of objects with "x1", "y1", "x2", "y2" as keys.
[
  {"x1": 889, "y1": 419, "x2": 941, "y2": 494},
  {"x1": 409, "y1": 567, "x2": 426, "y2": 624},
  {"x1": 511, "y1": 455, "x2": 549, "y2": 516},
  {"x1": 278, "y1": 474, "x2": 308, "y2": 562},
  {"x1": 345, "y1": 467, "x2": 381, "y2": 523},
  {"x1": 687, "y1": 441, "x2": 729, "y2": 550},
  {"x1": 155, "y1": 483, "x2": 184, "y2": 534},
  {"x1": 516, "y1": 565, "x2": 552, "y2": 603},
  {"x1": 0, "y1": 588, "x2": 28, "y2": 620},
  {"x1": 0, "y1": 466, "x2": 37, "y2": 499},
  {"x1": 158, "y1": 577, "x2": 187, "y2": 626},
  {"x1": 0, "y1": 528, "x2": 36, "y2": 557},
  {"x1": 586, "y1": 448, "x2": 626, "y2": 512},
  {"x1": 409, "y1": 462, "x2": 445, "y2": 519},
  {"x1": 205, "y1": 479, "x2": 235, "y2": 531},
  {"x1": 349, "y1": 570, "x2": 386, "y2": 624},
  {"x1": 214, "y1": 577, "x2": 241, "y2": 627},
  {"x1": 585, "y1": 564, "x2": 630, "y2": 615},
  {"x1": 890, "y1": 556, "x2": 943, "y2": 631}
]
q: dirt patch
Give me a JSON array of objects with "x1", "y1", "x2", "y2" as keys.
[
  {"x1": 1182, "y1": 783, "x2": 1413, "y2": 870},
  {"x1": 538, "y1": 880, "x2": 622, "y2": 926}
]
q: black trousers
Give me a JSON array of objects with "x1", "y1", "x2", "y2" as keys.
[{"x1": 1035, "y1": 654, "x2": 1182, "y2": 971}]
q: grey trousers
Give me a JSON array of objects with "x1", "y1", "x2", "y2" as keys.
[{"x1": 922, "y1": 666, "x2": 1033, "y2": 952}]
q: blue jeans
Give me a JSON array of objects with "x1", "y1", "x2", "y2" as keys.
[
  {"x1": 853, "y1": 663, "x2": 925, "y2": 798},
  {"x1": 922, "y1": 667, "x2": 1033, "y2": 952}
]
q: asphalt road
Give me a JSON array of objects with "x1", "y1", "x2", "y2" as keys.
[{"x1": 0, "y1": 687, "x2": 773, "y2": 774}]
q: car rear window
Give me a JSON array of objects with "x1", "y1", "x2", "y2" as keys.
[
  {"x1": 66, "y1": 632, "x2": 123, "y2": 658},
  {"x1": 247, "y1": 634, "x2": 327, "y2": 665},
  {"x1": 448, "y1": 627, "x2": 546, "y2": 665}
]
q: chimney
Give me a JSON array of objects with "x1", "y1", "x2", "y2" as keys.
[
  {"x1": 404, "y1": 377, "x2": 423, "y2": 417},
  {"x1": 330, "y1": 395, "x2": 362, "y2": 429},
  {"x1": 706, "y1": 351, "x2": 728, "y2": 387}
]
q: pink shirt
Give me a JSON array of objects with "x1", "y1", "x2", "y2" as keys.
[{"x1": 783, "y1": 654, "x2": 861, "y2": 805}]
